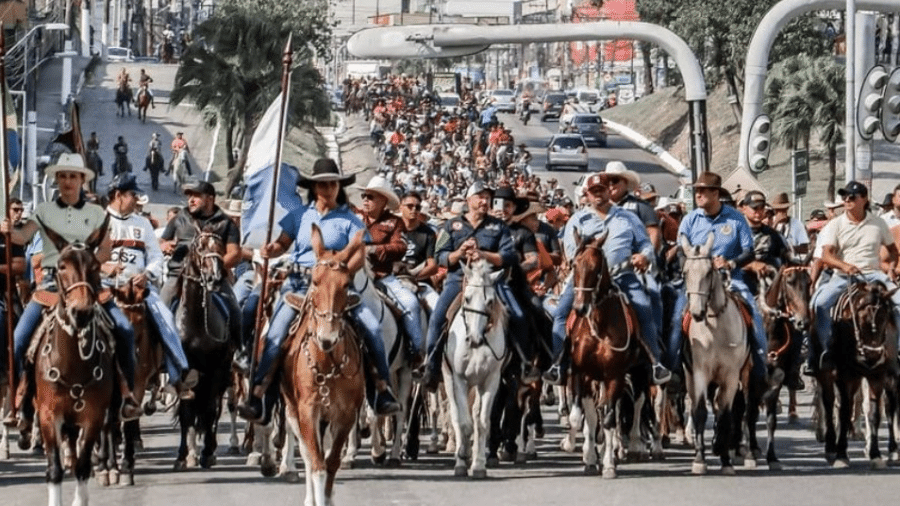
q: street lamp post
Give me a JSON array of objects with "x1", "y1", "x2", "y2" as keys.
[{"x1": 14, "y1": 23, "x2": 69, "y2": 209}]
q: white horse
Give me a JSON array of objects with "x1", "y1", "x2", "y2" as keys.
[
  {"x1": 680, "y1": 233, "x2": 749, "y2": 475},
  {"x1": 443, "y1": 258, "x2": 509, "y2": 478}
]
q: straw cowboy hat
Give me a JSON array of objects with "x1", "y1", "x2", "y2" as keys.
[
  {"x1": 220, "y1": 199, "x2": 243, "y2": 217},
  {"x1": 604, "y1": 161, "x2": 640, "y2": 190},
  {"x1": 513, "y1": 199, "x2": 548, "y2": 223},
  {"x1": 46, "y1": 153, "x2": 94, "y2": 182},
  {"x1": 771, "y1": 192, "x2": 791, "y2": 210},
  {"x1": 297, "y1": 158, "x2": 356, "y2": 188},
  {"x1": 357, "y1": 175, "x2": 400, "y2": 210}
]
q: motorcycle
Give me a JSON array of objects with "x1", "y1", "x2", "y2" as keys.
[{"x1": 519, "y1": 99, "x2": 532, "y2": 125}]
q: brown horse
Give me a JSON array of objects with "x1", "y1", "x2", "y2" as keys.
[
  {"x1": 281, "y1": 224, "x2": 365, "y2": 506},
  {"x1": 816, "y1": 280, "x2": 895, "y2": 469},
  {"x1": 115, "y1": 81, "x2": 132, "y2": 117},
  {"x1": 135, "y1": 86, "x2": 151, "y2": 123},
  {"x1": 759, "y1": 263, "x2": 811, "y2": 469},
  {"x1": 173, "y1": 227, "x2": 235, "y2": 470},
  {"x1": 566, "y1": 232, "x2": 648, "y2": 478},
  {"x1": 33, "y1": 220, "x2": 115, "y2": 506}
]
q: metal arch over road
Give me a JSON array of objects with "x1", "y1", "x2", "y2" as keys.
[
  {"x1": 348, "y1": 22, "x2": 707, "y2": 181},
  {"x1": 738, "y1": 0, "x2": 900, "y2": 174}
]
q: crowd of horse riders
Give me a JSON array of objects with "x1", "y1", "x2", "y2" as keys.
[{"x1": 4, "y1": 73, "x2": 900, "y2": 501}]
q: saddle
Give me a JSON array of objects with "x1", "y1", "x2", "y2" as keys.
[
  {"x1": 32, "y1": 288, "x2": 113, "y2": 307},
  {"x1": 565, "y1": 291, "x2": 637, "y2": 338},
  {"x1": 681, "y1": 293, "x2": 754, "y2": 336}
]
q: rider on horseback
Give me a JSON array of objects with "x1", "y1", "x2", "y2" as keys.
[
  {"x1": 357, "y1": 176, "x2": 427, "y2": 369},
  {"x1": 544, "y1": 173, "x2": 671, "y2": 385},
  {"x1": 138, "y1": 69, "x2": 155, "y2": 109},
  {"x1": 396, "y1": 191, "x2": 439, "y2": 314},
  {"x1": 113, "y1": 136, "x2": 129, "y2": 174},
  {"x1": 105, "y1": 174, "x2": 198, "y2": 399},
  {"x1": 2, "y1": 154, "x2": 143, "y2": 427},
  {"x1": 810, "y1": 181, "x2": 900, "y2": 375},
  {"x1": 665, "y1": 172, "x2": 768, "y2": 384},
  {"x1": 237, "y1": 159, "x2": 401, "y2": 424},
  {"x1": 420, "y1": 181, "x2": 534, "y2": 391},
  {"x1": 171, "y1": 132, "x2": 192, "y2": 176},
  {"x1": 87, "y1": 132, "x2": 102, "y2": 176},
  {"x1": 116, "y1": 67, "x2": 131, "y2": 89}
]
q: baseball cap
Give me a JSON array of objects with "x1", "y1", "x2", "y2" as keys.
[
  {"x1": 837, "y1": 181, "x2": 868, "y2": 199},
  {"x1": 740, "y1": 190, "x2": 767, "y2": 209},
  {"x1": 465, "y1": 181, "x2": 493, "y2": 199},
  {"x1": 808, "y1": 209, "x2": 828, "y2": 221},
  {"x1": 108, "y1": 173, "x2": 143, "y2": 195},
  {"x1": 183, "y1": 180, "x2": 216, "y2": 197},
  {"x1": 585, "y1": 173, "x2": 610, "y2": 190}
]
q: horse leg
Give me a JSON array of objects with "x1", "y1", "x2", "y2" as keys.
[
  {"x1": 820, "y1": 376, "x2": 838, "y2": 464},
  {"x1": 472, "y1": 373, "x2": 501, "y2": 479},
  {"x1": 627, "y1": 387, "x2": 647, "y2": 462},
  {"x1": 94, "y1": 422, "x2": 110, "y2": 487},
  {"x1": 426, "y1": 391, "x2": 441, "y2": 454},
  {"x1": 866, "y1": 379, "x2": 886, "y2": 469},
  {"x1": 405, "y1": 386, "x2": 422, "y2": 461},
  {"x1": 41, "y1": 417, "x2": 64, "y2": 506},
  {"x1": 446, "y1": 372, "x2": 472, "y2": 477},
  {"x1": 714, "y1": 381, "x2": 740, "y2": 475},
  {"x1": 765, "y1": 384, "x2": 782, "y2": 470},
  {"x1": 834, "y1": 378, "x2": 853, "y2": 467},
  {"x1": 601, "y1": 380, "x2": 622, "y2": 479},
  {"x1": 886, "y1": 378, "x2": 900, "y2": 462},
  {"x1": 121, "y1": 420, "x2": 137, "y2": 485},
  {"x1": 690, "y1": 375, "x2": 709, "y2": 475},
  {"x1": 199, "y1": 397, "x2": 220, "y2": 468},
  {"x1": 324, "y1": 426, "x2": 351, "y2": 506},
  {"x1": 788, "y1": 388, "x2": 799, "y2": 424},
  {"x1": 486, "y1": 380, "x2": 506, "y2": 467},
  {"x1": 368, "y1": 409, "x2": 386, "y2": 465},
  {"x1": 341, "y1": 408, "x2": 362, "y2": 469},
  {"x1": 561, "y1": 378, "x2": 583, "y2": 453},
  {"x1": 580, "y1": 383, "x2": 599, "y2": 475},
  {"x1": 297, "y1": 406, "x2": 327, "y2": 506},
  {"x1": 73, "y1": 422, "x2": 102, "y2": 506},
  {"x1": 174, "y1": 402, "x2": 190, "y2": 470}
]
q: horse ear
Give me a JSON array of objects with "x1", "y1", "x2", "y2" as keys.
[
  {"x1": 593, "y1": 229, "x2": 609, "y2": 247},
  {"x1": 765, "y1": 266, "x2": 783, "y2": 309},
  {"x1": 36, "y1": 217, "x2": 69, "y2": 252},
  {"x1": 678, "y1": 234, "x2": 692, "y2": 255},
  {"x1": 310, "y1": 223, "x2": 325, "y2": 258},
  {"x1": 86, "y1": 213, "x2": 111, "y2": 251},
  {"x1": 488, "y1": 268, "x2": 504, "y2": 284},
  {"x1": 573, "y1": 232, "x2": 583, "y2": 252},
  {"x1": 702, "y1": 231, "x2": 715, "y2": 254}
]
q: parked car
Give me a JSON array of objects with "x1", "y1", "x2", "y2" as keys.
[
  {"x1": 546, "y1": 134, "x2": 589, "y2": 171},
  {"x1": 562, "y1": 113, "x2": 608, "y2": 147},
  {"x1": 541, "y1": 92, "x2": 567, "y2": 121},
  {"x1": 488, "y1": 89, "x2": 516, "y2": 112},
  {"x1": 106, "y1": 46, "x2": 134, "y2": 62}
]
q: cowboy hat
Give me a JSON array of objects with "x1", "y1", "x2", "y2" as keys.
[
  {"x1": 297, "y1": 158, "x2": 356, "y2": 188},
  {"x1": 441, "y1": 200, "x2": 466, "y2": 220},
  {"x1": 220, "y1": 199, "x2": 243, "y2": 217},
  {"x1": 493, "y1": 186, "x2": 529, "y2": 215},
  {"x1": 693, "y1": 171, "x2": 722, "y2": 190},
  {"x1": 771, "y1": 192, "x2": 791, "y2": 210},
  {"x1": 604, "y1": 161, "x2": 640, "y2": 190},
  {"x1": 356, "y1": 175, "x2": 400, "y2": 210},
  {"x1": 513, "y1": 199, "x2": 547, "y2": 223},
  {"x1": 46, "y1": 153, "x2": 94, "y2": 182}
]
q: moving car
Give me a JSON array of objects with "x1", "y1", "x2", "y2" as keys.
[
  {"x1": 563, "y1": 113, "x2": 608, "y2": 147},
  {"x1": 488, "y1": 89, "x2": 516, "y2": 112},
  {"x1": 107, "y1": 46, "x2": 134, "y2": 62},
  {"x1": 541, "y1": 92, "x2": 567, "y2": 121},
  {"x1": 546, "y1": 134, "x2": 589, "y2": 171}
]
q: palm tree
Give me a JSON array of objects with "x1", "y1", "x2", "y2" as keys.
[
  {"x1": 805, "y1": 57, "x2": 844, "y2": 201},
  {"x1": 170, "y1": 11, "x2": 330, "y2": 196}
]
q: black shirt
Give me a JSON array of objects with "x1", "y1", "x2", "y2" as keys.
[
  {"x1": 161, "y1": 206, "x2": 240, "y2": 273},
  {"x1": 617, "y1": 194, "x2": 660, "y2": 228},
  {"x1": 509, "y1": 222, "x2": 538, "y2": 262},
  {"x1": 0, "y1": 238, "x2": 25, "y2": 295},
  {"x1": 401, "y1": 221, "x2": 436, "y2": 267}
]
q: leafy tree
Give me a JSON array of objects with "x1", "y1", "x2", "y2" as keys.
[{"x1": 170, "y1": 1, "x2": 333, "y2": 195}]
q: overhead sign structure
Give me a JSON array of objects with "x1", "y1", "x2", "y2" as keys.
[{"x1": 346, "y1": 25, "x2": 490, "y2": 59}]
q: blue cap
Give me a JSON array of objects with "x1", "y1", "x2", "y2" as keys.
[{"x1": 108, "y1": 173, "x2": 143, "y2": 195}]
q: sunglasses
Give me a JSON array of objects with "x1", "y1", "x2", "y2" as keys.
[
  {"x1": 10, "y1": 207, "x2": 23, "y2": 212},
  {"x1": 607, "y1": 177, "x2": 624, "y2": 185},
  {"x1": 842, "y1": 194, "x2": 858, "y2": 202},
  {"x1": 402, "y1": 203, "x2": 421, "y2": 210},
  {"x1": 361, "y1": 193, "x2": 377, "y2": 201}
]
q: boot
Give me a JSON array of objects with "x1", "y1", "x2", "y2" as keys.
[
  {"x1": 652, "y1": 363, "x2": 672, "y2": 385},
  {"x1": 120, "y1": 392, "x2": 144, "y2": 422},
  {"x1": 374, "y1": 380, "x2": 401, "y2": 416},
  {"x1": 237, "y1": 385, "x2": 277, "y2": 425}
]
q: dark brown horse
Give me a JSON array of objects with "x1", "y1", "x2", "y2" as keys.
[
  {"x1": 281, "y1": 224, "x2": 365, "y2": 506},
  {"x1": 135, "y1": 86, "x2": 151, "y2": 123},
  {"x1": 566, "y1": 232, "x2": 648, "y2": 479},
  {"x1": 760, "y1": 263, "x2": 811, "y2": 469},
  {"x1": 173, "y1": 227, "x2": 235, "y2": 470},
  {"x1": 816, "y1": 280, "x2": 896, "y2": 469},
  {"x1": 33, "y1": 219, "x2": 115, "y2": 506},
  {"x1": 144, "y1": 147, "x2": 165, "y2": 191},
  {"x1": 116, "y1": 81, "x2": 132, "y2": 117}
]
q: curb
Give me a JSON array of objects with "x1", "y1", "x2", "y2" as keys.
[{"x1": 603, "y1": 118, "x2": 692, "y2": 183}]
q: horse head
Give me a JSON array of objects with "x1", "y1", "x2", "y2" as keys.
[
  {"x1": 188, "y1": 226, "x2": 226, "y2": 292},
  {"x1": 572, "y1": 230, "x2": 609, "y2": 316},
  {"x1": 844, "y1": 282, "x2": 896, "y2": 369},
  {"x1": 765, "y1": 262, "x2": 812, "y2": 332},
  {"x1": 308, "y1": 224, "x2": 365, "y2": 351},
  {"x1": 680, "y1": 232, "x2": 723, "y2": 322},
  {"x1": 40, "y1": 215, "x2": 108, "y2": 328},
  {"x1": 460, "y1": 258, "x2": 504, "y2": 346}
]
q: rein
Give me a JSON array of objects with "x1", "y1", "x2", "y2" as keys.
[
  {"x1": 770, "y1": 265, "x2": 810, "y2": 325},
  {"x1": 834, "y1": 283, "x2": 888, "y2": 357},
  {"x1": 573, "y1": 247, "x2": 633, "y2": 353},
  {"x1": 683, "y1": 255, "x2": 730, "y2": 318},
  {"x1": 460, "y1": 278, "x2": 506, "y2": 361},
  {"x1": 180, "y1": 231, "x2": 228, "y2": 339}
]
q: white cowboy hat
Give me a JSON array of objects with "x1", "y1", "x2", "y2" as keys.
[
  {"x1": 46, "y1": 153, "x2": 94, "y2": 182},
  {"x1": 604, "y1": 161, "x2": 640, "y2": 190},
  {"x1": 220, "y1": 199, "x2": 243, "y2": 217},
  {"x1": 357, "y1": 175, "x2": 400, "y2": 210}
]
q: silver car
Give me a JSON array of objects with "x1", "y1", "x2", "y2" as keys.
[
  {"x1": 546, "y1": 134, "x2": 589, "y2": 171},
  {"x1": 489, "y1": 89, "x2": 516, "y2": 112},
  {"x1": 564, "y1": 113, "x2": 608, "y2": 147}
]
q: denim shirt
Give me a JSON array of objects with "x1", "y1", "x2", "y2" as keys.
[
  {"x1": 678, "y1": 205, "x2": 754, "y2": 280},
  {"x1": 280, "y1": 203, "x2": 369, "y2": 267},
  {"x1": 562, "y1": 205, "x2": 654, "y2": 267}
]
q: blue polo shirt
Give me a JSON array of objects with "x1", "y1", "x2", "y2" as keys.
[
  {"x1": 280, "y1": 203, "x2": 369, "y2": 267},
  {"x1": 562, "y1": 205, "x2": 654, "y2": 267},
  {"x1": 678, "y1": 205, "x2": 754, "y2": 280}
]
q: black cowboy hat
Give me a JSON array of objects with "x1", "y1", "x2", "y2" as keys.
[
  {"x1": 297, "y1": 158, "x2": 356, "y2": 189},
  {"x1": 493, "y1": 186, "x2": 529, "y2": 215}
]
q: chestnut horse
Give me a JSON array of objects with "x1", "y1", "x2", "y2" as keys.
[
  {"x1": 281, "y1": 224, "x2": 366, "y2": 506},
  {"x1": 33, "y1": 219, "x2": 115, "y2": 506},
  {"x1": 135, "y1": 86, "x2": 151, "y2": 123},
  {"x1": 565, "y1": 232, "x2": 649, "y2": 479},
  {"x1": 173, "y1": 227, "x2": 235, "y2": 470}
]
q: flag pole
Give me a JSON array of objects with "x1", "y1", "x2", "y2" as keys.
[
  {"x1": 249, "y1": 35, "x2": 292, "y2": 388},
  {"x1": 0, "y1": 30, "x2": 16, "y2": 418}
]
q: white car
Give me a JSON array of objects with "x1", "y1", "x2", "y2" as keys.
[
  {"x1": 436, "y1": 93, "x2": 460, "y2": 113},
  {"x1": 106, "y1": 46, "x2": 134, "y2": 62},
  {"x1": 488, "y1": 89, "x2": 516, "y2": 113},
  {"x1": 546, "y1": 134, "x2": 589, "y2": 171}
]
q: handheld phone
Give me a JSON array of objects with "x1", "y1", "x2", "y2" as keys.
[{"x1": 492, "y1": 198, "x2": 505, "y2": 211}]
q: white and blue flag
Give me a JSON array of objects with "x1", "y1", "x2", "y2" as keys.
[{"x1": 241, "y1": 92, "x2": 302, "y2": 249}]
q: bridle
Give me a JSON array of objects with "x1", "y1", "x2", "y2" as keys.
[
  {"x1": 770, "y1": 265, "x2": 811, "y2": 328},
  {"x1": 683, "y1": 254, "x2": 728, "y2": 318},
  {"x1": 835, "y1": 282, "x2": 890, "y2": 359},
  {"x1": 307, "y1": 259, "x2": 352, "y2": 333},
  {"x1": 460, "y1": 273, "x2": 505, "y2": 360}
]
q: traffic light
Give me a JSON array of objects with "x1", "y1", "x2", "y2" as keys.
[
  {"x1": 747, "y1": 114, "x2": 771, "y2": 173},
  {"x1": 881, "y1": 67, "x2": 900, "y2": 143},
  {"x1": 857, "y1": 65, "x2": 888, "y2": 141}
]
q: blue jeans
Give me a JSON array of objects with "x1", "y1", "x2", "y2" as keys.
[
  {"x1": 551, "y1": 278, "x2": 574, "y2": 359},
  {"x1": 379, "y1": 275, "x2": 425, "y2": 354},
  {"x1": 144, "y1": 287, "x2": 190, "y2": 384},
  {"x1": 232, "y1": 268, "x2": 256, "y2": 307},
  {"x1": 15, "y1": 298, "x2": 136, "y2": 388},
  {"x1": 253, "y1": 273, "x2": 392, "y2": 387},
  {"x1": 812, "y1": 271, "x2": 900, "y2": 363},
  {"x1": 241, "y1": 285, "x2": 261, "y2": 350},
  {"x1": 666, "y1": 279, "x2": 766, "y2": 380}
]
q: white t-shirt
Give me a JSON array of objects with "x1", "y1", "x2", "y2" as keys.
[
  {"x1": 817, "y1": 212, "x2": 893, "y2": 273},
  {"x1": 106, "y1": 208, "x2": 165, "y2": 284},
  {"x1": 880, "y1": 210, "x2": 900, "y2": 229}
]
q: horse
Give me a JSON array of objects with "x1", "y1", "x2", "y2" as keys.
[
  {"x1": 173, "y1": 227, "x2": 235, "y2": 470},
  {"x1": 116, "y1": 82, "x2": 132, "y2": 117},
  {"x1": 32, "y1": 219, "x2": 115, "y2": 506},
  {"x1": 161, "y1": 40, "x2": 175, "y2": 64},
  {"x1": 442, "y1": 258, "x2": 508, "y2": 479},
  {"x1": 758, "y1": 263, "x2": 811, "y2": 469},
  {"x1": 680, "y1": 233, "x2": 749, "y2": 475},
  {"x1": 113, "y1": 150, "x2": 131, "y2": 177},
  {"x1": 145, "y1": 147, "x2": 165, "y2": 191},
  {"x1": 170, "y1": 150, "x2": 189, "y2": 193},
  {"x1": 562, "y1": 232, "x2": 653, "y2": 478},
  {"x1": 815, "y1": 279, "x2": 896, "y2": 469},
  {"x1": 280, "y1": 224, "x2": 366, "y2": 506},
  {"x1": 85, "y1": 150, "x2": 102, "y2": 192},
  {"x1": 135, "y1": 86, "x2": 151, "y2": 123}
]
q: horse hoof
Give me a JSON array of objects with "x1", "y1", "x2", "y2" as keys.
[
  {"x1": 732, "y1": 454, "x2": 745, "y2": 466},
  {"x1": 279, "y1": 470, "x2": 301, "y2": 483},
  {"x1": 121, "y1": 473, "x2": 134, "y2": 486},
  {"x1": 744, "y1": 458, "x2": 757, "y2": 469},
  {"x1": 246, "y1": 453, "x2": 261, "y2": 466},
  {"x1": 768, "y1": 460, "x2": 783, "y2": 471},
  {"x1": 583, "y1": 464, "x2": 598, "y2": 475},
  {"x1": 525, "y1": 451, "x2": 538, "y2": 460},
  {"x1": 385, "y1": 458, "x2": 401, "y2": 468},
  {"x1": 17, "y1": 436, "x2": 31, "y2": 451},
  {"x1": 227, "y1": 446, "x2": 242, "y2": 456},
  {"x1": 109, "y1": 469, "x2": 120, "y2": 485},
  {"x1": 890, "y1": 451, "x2": 900, "y2": 462},
  {"x1": 560, "y1": 440, "x2": 576, "y2": 453},
  {"x1": 143, "y1": 403, "x2": 157, "y2": 416},
  {"x1": 832, "y1": 458, "x2": 850, "y2": 469},
  {"x1": 486, "y1": 457, "x2": 500, "y2": 468},
  {"x1": 200, "y1": 454, "x2": 216, "y2": 468},
  {"x1": 721, "y1": 466, "x2": 735, "y2": 476},
  {"x1": 359, "y1": 426, "x2": 371, "y2": 439},
  {"x1": 871, "y1": 458, "x2": 887, "y2": 470},
  {"x1": 186, "y1": 455, "x2": 199, "y2": 468},
  {"x1": 133, "y1": 439, "x2": 144, "y2": 452},
  {"x1": 96, "y1": 470, "x2": 110, "y2": 487},
  {"x1": 788, "y1": 413, "x2": 799, "y2": 425},
  {"x1": 454, "y1": 466, "x2": 468, "y2": 477},
  {"x1": 371, "y1": 453, "x2": 386, "y2": 466},
  {"x1": 602, "y1": 467, "x2": 617, "y2": 479},
  {"x1": 173, "y1": 460, "x2": 186, "y2": 471},
  {"x1": 340, "y1": 459, "x2": 355, "y2": 470},
  {"x1": 261, "y1": 461, "x2": 278, "y2": 477},
  {"x1": 471, "y1": 469, "x2": 488, "y2": 480},
  {"x1": 691, "y1": 462, "x2": 707, "y2": 475},
  {"x1": 559, "y1": 415, "x2": 570, "y2": 428},
  {"x1": 499, "y1": 450, "x2": 515, "y2": 462},
  {"x1": 825, "y1": 453, "x2": 837, "y2": 465},
  {"x1": 515, "y1": 454, "x2": 528, "y2": 465}
]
